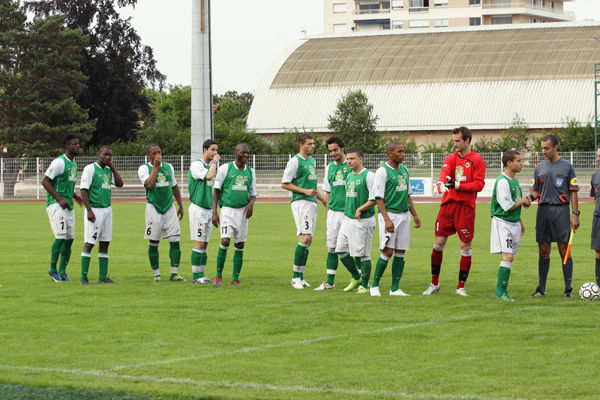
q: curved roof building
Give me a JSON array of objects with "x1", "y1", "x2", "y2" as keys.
[{"x1": 247, "y1": 22, "x2": 600, "y2": 144}]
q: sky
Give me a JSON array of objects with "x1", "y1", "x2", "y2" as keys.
[{"x1": 120, "y1": 0, "x2": 600, "y2": 95}]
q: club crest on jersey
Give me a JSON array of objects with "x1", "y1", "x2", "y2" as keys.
[
  {"x1": 555, "y1": 177, "x2": 564, "y2": 188},
  {"x1": 465, "y1": 162, "x2": 470, "y2": 168}
]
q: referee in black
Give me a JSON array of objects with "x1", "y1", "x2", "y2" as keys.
[{"x1": 529, "y1": 135, "x2": 580, "y2": 297}]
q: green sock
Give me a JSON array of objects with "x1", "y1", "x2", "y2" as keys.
[
  {"x1": 232, "y1": 248, "x2": 244, "y2": 282},
  {"x1": 372, "y1": 256, "x2": 390, "y2": 288},
  {"x1": 355, "y1": 257, "x2": 362, "y2": 273},
  {"x1": 191, "y1": 250, "x2": 205, "y2": 280},
  {"x1": 216, "y1": 245, "x2": 228, "y2": 279},
  {"x1": 50, "y1": 239, "x2": 64, "y2": 273},
  {"x1": 496, "y1": 264, "x2": 512, "y2": 296},
  {"x1": 326, "y1": 252, "x2": 338, "y2": 285},
  {"x1": 58, "y1": 239, "x2": 73, "y2": 275},
  {"x1": 169, "y1": 241, "x2": 181, "y2": 275},
  {"x1": 293, "y1": 243, "x2": 306, "y2": 279},
  {"x1": 391, "y1": 255, "x2": 405, "y2": 292},
  {"x1": 98, "y1": 253, "x2": 109, "y2": 280},
  {"x1": 340, "y1": 254, "x2": 360, "y2": 280},
  {"x1": 81, "y1": 252, "x2": 91, "y2": 280},
  {"x1": 148, "y1": 245, "x2": 159, "y2": 271},
  {"x1": 360, "y1": 259, "x2": 372, "y2": 289}
]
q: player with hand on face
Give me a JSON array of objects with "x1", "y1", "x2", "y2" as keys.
[
  {"x1": 529, "y1": 135, "x2": 579, "y2": 297},
  {"x1": 212, "y1": 143, "x2": 257, "y2": 286},
  {"x1": 138, "y1": 144, "x2": 184, "y2": 282},
  {"x1": 42, "y1": 135, "x2": 83, "y2": 282},
  {"x1": 282, "y1": 134, "x2": 327, "y2": 289},
  {"x1": 425, "y1": 126, "x2": 486, "y2": 296},
  {"x1": 188, "y1": 139, "x2": 220, "y2": 285},
  {"x1": 79, "y1": 146, "x2": 124, "y2": 285},
  {"x1": 490, "y1": 150, "x2": 530, "y2": 300},
  {"x1": 371, "y1": 142, "x2": 421, "y2": 297},
  {"x1": 335, "y1": 148, "x2": 377, "y2": 294}
]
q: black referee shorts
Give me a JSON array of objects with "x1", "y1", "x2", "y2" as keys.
[
  {"x1": 592, "y1": 215, "x2": 600, "y2": 251},
  {"x1": 536, "y1": 205, "x2": 570, "y2": 243}
]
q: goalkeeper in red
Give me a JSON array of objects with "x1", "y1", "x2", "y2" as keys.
[{"x1": 424, "y1": 127, "x2": 486, "y2": 296}]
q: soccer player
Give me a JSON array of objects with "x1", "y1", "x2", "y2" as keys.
[
  {"x1": 42, "y1": 135, "x2": 83, "y2": 282},
  {"x1": 371, "y1": 142, "x2": 421, "y2": 297},
  {"x1": 188, "y1": 139, "x2": 220, "y2": 285},
  {"x1": 334, "y1": 148, "x2": 377, "y2": 294},
  {"x1": 138, "y1": 144, "x2": 185, "y2": 282},
  {"x1": 314, "y1": 136, "x2": 355, "y2": 291},
  {"x1": 590, "y1": 147, "x2": 600, "y2": 287},
  {"x1": 529, "y1": 135, "x2": 579, "y2": 297},
  {"x1": 282, "y1": 133, "x2": 326, "y2": 289},
  {"x1": 424, "y1": 126, "x2": 486, "y2": 296},
  {"x1": 490, "y1": 150, "x2": 530, "y2": 300},
  {"x1": 211, "y1": 143, "x2": 257, "y2": 286},
  {"x1": 79, "y1": 146, "x2": 124, "y2": 285}
]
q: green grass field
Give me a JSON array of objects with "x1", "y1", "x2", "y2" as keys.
[{"x1": 1, "y1": 201, "x2": 599, "y2": 400}]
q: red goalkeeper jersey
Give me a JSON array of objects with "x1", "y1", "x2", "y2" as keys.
[{"x1": 438, "y1": 151, "x2": 486, "y2": 209}]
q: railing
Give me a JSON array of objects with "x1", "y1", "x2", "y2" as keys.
[
  {"x1": 355, "y1": 8, "x2": 391, "y2": 14},
  {"x1": 482, "y1": 2, "x2": 575, "y2": 19},
  {"x1": 1, "y1": 152, "x2": 598, "y2": 200}
]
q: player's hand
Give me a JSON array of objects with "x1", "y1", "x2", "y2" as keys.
[
  {"x1": 435, "y1": 182, "x2": 448, "y2": 194},
  {"x1": 212, "y1": 153, "x2": 221, "y2": 162},
  {"x1": 58, "y1": 198, "x2": 69, "y2": 209},
  {"x1": 571, "y1": 215, "x2": 580, "y2": 231},
  {"x1": 355, "y1": 209, "x2": 362, "y2": 221},
  {"x1": 152, "y1": 154, "x2": 162, "y2": 167},
  {"x1": 87, "y1": 210, "x2": 96, "y2": 222},
  {"x1": 413, "y1": 216, "x2": 421, "y2": 228},
  {"x1": 444, "y1": 176, "x2": 455, "y2": 189},
  {"x1": 385, "y1": 218, "x2": 394, "y2": 233},
  {"x1": 74, "y1": 195, "x2": 83, "y2": 207},
  {"x1": 177, "y1": 207, "x2": 184, "y2": 220},
  {"x1": 522, "y1": 196, "x2": 531, "y2": 208},
  {"x1": 305, "y1": 189, "x2": 317, "y2": 197},
  {"x1": 520, "y1": 221, "x2": 525, "y2": 235},
  {"x1": 244, "y1": 204, "x2": 254, "y2": 219},
  {"x1": 212, "y1": 212, "x2": 220, "y2": 227}
]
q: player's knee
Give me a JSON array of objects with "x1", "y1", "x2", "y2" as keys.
[
  {"x1": 221, "y1": 238, "x2": 231, "y2": 247},
  {"x1": 433, "y1": 243, "x2": 445, "y2": 252},
  {"x1": 195, "y1": 241, "x2": 208, "y2": 250},
  {"x1": 502, "y1": 253, "x2": 514, "y2": 263},
  {"x1": 83, "y1": 243, "x2": 94, "y2": 252},
  {"x1": 299, "y1": 234, "x2": 312, "y2": 245},
  {"x1": 381, "y1": 247, "x2": 394, "y2": 258},
  {"x1": 234, "y1": 242, "x2": 245, "y2": 249}
]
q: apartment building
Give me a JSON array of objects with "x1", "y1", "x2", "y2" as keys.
[{"x1": 323, "y1": 0, "x2": 575, "y2": 33}]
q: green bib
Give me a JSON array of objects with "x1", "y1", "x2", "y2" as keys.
[
  {"x1": 344, "y1": 169, "x2": 374, "y2": 219},
  {"x1": 46, "y1": 155, "x2": 77, "y2": 210},
  {"x1": 218, "y1": 162, "x2": 253, "y2": 208},
  {"x1": 144, "y1": 162, "x2": 174, "y2": 214},
  {"x1": 87, "y1": 163, "x2": 112, "y2": 208},
  {"x1": 291, "y1": 155, "x2": 318, "y2": 203},
  {"x1": 188, "y1": 160, "x2": 213, "y2": 209},
  {"x1": 326, "y1": 160, "x2": 350, "y2": 212},
  {"x1": 491, "y1": 174, "x2": 522, "y2": 223},
  {"x1": 379, "y1": 163, "x2": 410, "y2": 214}
]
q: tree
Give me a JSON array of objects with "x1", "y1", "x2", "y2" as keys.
[
  {"x1": 387, "y1": 132, "x2": 418, "y2": 154},
  {"x1": 213, "y1": 91, "x2": 254, "y2": 109},
  {"x1": 328, "y1": 89, "x2": 381, "y2": 153},
  {"x1": 272, "y1": 129, "x2": 326, "y2": 155},
  {"x1": 496, "y1": 114, "x2": 531, "y2": 152},
  {"x1": 0, "y1": 1, "x2": 93, "y2": 196},
  {"x1": 25, "y1": 0, "x2": 165, "y2": 145},
  {"x1": 552, "y1": 118, "x2": 595, "y2": 152}
]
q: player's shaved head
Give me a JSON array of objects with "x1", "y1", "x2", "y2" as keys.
[
  {"x1": 99, "y1": 145, "x2": 111, "y2": 154},
  {"x1": 386, "y1": 142, "x2": 403, "y2": 154},
  {"x1": 235, "y1": 143, "x2": 249, "y2": 154},
  {"x1": 146, "y1": 143, "x2": 160, "y2": 154}
]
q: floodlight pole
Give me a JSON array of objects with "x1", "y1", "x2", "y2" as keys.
[{"x1": 596, "y1": 63, "x2": 600, "y2": 151}]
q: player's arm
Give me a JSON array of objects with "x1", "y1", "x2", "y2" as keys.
[
  {"x1": 172, "y1": 185, "x2": 184, "y2": 220},
  {"x1": 355, "y1": 200, "x2": 376, "y2": 221},
  {"x1": 244, "y1": 169, "x2": 258, "y2": 219},
  {"x1": 316, "y1": 190, "x2": 327, "y2": 206},
  {"x1": 570, "y1": 190, "x2": 580, "y2": 231},
  {"x1": 212, "y1": 188, "x2": 221, "y2": 227},
  {"x1": 73, "y1": 191, "x2": 83, "y2": 207},
  {"x1": 455, "y1": 157, "x2": 486, "y2": 192},
  {"x1": 79, "y1": 165, "x2": 94, "y2": 220},
  {"x1": 407, "y1": 195, "x2": 421, "y2": 228},
  {"x1": 356, "y1": 172, "x2": 377, "y2": 220},
  {"x1": 376, "y1": 198, "x2": 394, "y2": 232},
  {"x1": 143, "y1": 158, "x2": 161, "y2": 190},
  {"x1": 281, "y1": 182, "x2": 317, "y2": 197},
  {"x1": 205, "y1": 159, "x2": 219, "y2": 181},
  {"x1": 520, "y1": 218, "x2": 525, "y2": 235},
  {"x1": 110, "y1": 161, "x2": 124, "y2": 188},
  {"x1": 436, "y1": 155, "x2": 454, "y2": 193},
  {"x1": 374, "y1": 168, "x2": 392, "y2": 230},
  {"x1": 42, "y1": 159, "x2": 69, "y2": 208},
  {"x1": 80, "y1": 189, "x2": 95, "y2": 222}
]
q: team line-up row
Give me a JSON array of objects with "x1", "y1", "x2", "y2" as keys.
[{"x1": 41, "y1": 128, "x2": 600, "y2": 299}]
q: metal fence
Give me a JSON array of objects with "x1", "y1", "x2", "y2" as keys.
[{"x1": 1, "y1": 151, "x2": 597, "y2": 200}]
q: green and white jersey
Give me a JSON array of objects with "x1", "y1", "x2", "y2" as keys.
[
  {"x1": 138, "y1": 162, "x2": 177, "y2": 214},
  {"x1": 45, "y1": 154, "x2": 78, "y2": 210},
  {"x1": 491, "y1": 173, "x2": 523, "y2": 223},
  {"x1": 214, "y1": 161, "x2": 257, "y2": 209},
  {"x1": 344, "y1": 168, "x2": 376, "y2": 220},
  {"x1": 80, "y1": 162, "x2": 115, "y2": 208},
  {"x1": 374, "y1": 162, "x2": 412, "y2": 214},
  {"x1": 323, "y1": 160, "x2": 350, "y2": 212},
  {"x1": 282, "y1": 154, "x2": 318, "y2": 203},
  {"x1": 188, "y1": 159, "x2": 214, "y2": 210}
]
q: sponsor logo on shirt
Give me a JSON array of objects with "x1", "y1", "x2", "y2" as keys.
[
  {"x1": 69, "y1": 167, "x2": 77, "y2": 182},
  {"x1": 156, "y1": 172, "x2": 169, "y2": 187},
  {"x1": 455, "y1": 166, "x2": 466, "y2": 182},
  {"x1": 101, "y1": 174, "x2": 111, "y2": 189},
  {"x1": 232, "y1": 175, "x2": 248, "y2": 191},
  {"x1": 396, "y1": 175, "x2": 407, "y2": 192},
  {"x1": 308, "y1": 165, "x2": 317, "y2": 180},
  {"x1": 346, "y1": 182, "x2": 357, "y2": 198}
]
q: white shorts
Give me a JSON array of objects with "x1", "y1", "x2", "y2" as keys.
[
  {"x1": 220, "y1": 206, "x2": 248, "y2": 243},
  {"x1": 291, "y1": 200, "x2": 317, "y2": 236},
  {"x1": 335, "y1": 216, "x2": 376, "y2": 258},
  {"x1": 490, "y1": 217, "x2": 521, "y2": 255},
  {"x1": 189, "y1": 203, "x2": 213, "y2": 242},
  {"x1": 47, "y1": 203, "x2": 75, "y2": 239},
  {"x1": 84, "y1": 207, "x2": 113, "y2": 244},
  {"x1": 379, "y1": 211, "x2": 411, "y2": 251},
  {"x1": 326, "y1": 209, "x2": 345, "y2": 249},
  {"x1": 144, "y1": 204, "x2": 181, "y2": 241}
]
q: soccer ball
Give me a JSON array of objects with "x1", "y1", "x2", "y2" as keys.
[{"x1": 579, "y1": 282, "x2": 600, "y2": 301}]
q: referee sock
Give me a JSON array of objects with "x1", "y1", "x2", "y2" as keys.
[
  {"x1": 538, "y1": 258, "x2": 550, "y2": 293},
  {"x1": 81, "y1": 252, "x2": 91, "y2": 280},
  {"x1": 391, "y1": 253, "x2": 405, "y2": 292},
  {"x1": 326, "y1": 250, "x2": 338, "y2": 286},
  {"x1": 216, "y1": 245, "x2": 228, "y2": 279},
  {"x1": 339, "y1": 253, "x2": 360, "y2": 280},
  {"x1": 50, "y1": 239, "x2": 64, "y2": 273},
  {"x1": 431, "y1": 244, "x2": 444, "y2": 286},
  {"x1": 457, "y1": 249, "x2": 472, "y2": 289},
  {"x1": 191, "y1": 248, "x2": 207, "y2": 280},
  {"x1": 148, "y1": 243, "x2": 159, "y2": 272},
  {"x1": 232, "y1": 248, "x2": 244, "y2": 282},
  {"x1": 169, "y1": 241, "x2": 181, "y2": 277},
  {"x1": 596, "y1": 258, "x2": 600, "y2": 287},
  {"x1": 98, "y1": 253, "x2": 109, "y2": 280},
  {"x1": 360, "y1": 258, "x2": 372, "y2": 289},
  {"x1": 372, "y1": 255, "x2": 390, "y2": 288},
  {"x1": 58, "y1": 239, "x2": 73, "y2": 275},
  {"x1": 562, "y1": 257, "x2": 573, "y2": 291}
]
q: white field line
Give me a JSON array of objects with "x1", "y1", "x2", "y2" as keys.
[{"x1": 0, "y1": 364, "x2": 532, "y2": 400}]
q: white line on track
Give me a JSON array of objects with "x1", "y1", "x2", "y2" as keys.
[{"x1": 0, "y1": 364, "x2": 532, "y2": 400}]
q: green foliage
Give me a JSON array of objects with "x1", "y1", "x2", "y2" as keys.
[
  {"x1": 420, "y1": 139, "x2": 454, "y2": 154},
  {"x1": 271, "y1": 129, "x2": 326, "y2": 155},
  {"x1": 214, "y1": 97, "x2": 249, "y2": 125},
  {"x1": 552, "y1": 118, "x2": 596, "y2": 151},
  {"x1": 386, "y1": 132, "x2": 418, "y2": 154},
  {"x1": 496, "y1": 114, "x2": 531, "y2": 152},
  {"x1": 213, "y1": 90, "x2": 254, "y2": 109},
  {"x1": 214, "y1": 119, "x2": 271, "y2": 155},
  {"x1": 154, "y1": 85, "x2": 191, "y2": 129},
  {"x1": 327, "y1": 89, "x2": 382, "y2": 153},
  {"x1": 471, "y1": 137, "x2": 501, "y2": 153},
  {"x1": 0, "y1": 3, "x2": 93, "y2": 157}
]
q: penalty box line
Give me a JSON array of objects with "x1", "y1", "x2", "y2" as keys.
[{"x1": 0, "y1": 364, "x2": 532, "y2": 400}]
